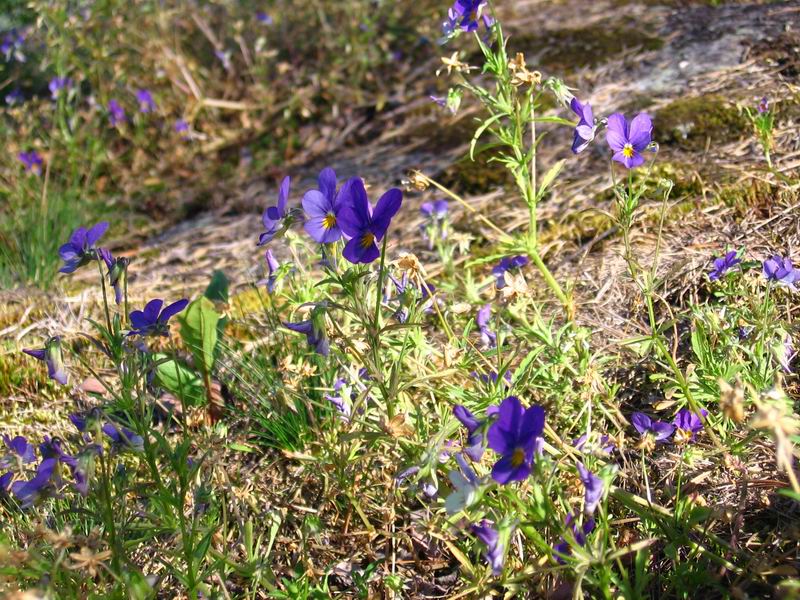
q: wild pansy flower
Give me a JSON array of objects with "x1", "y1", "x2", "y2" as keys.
[
  {"x1": 215, "y1": 49, "x2": 232, "y2": 71},
  {"x1": 325, "y1": 379, "x2": 351, "y2": 422},
  {"x1": 102, "y1": 423, "x2": 144, "y2": 452},
  {"x1": 762, "y1": 255, "x2": 799, "y2": 290},
  {"x1": 338, "y1": 178, "x2": 403, "y2": 264},
  {"x1": 302, "y1": 167, "x2": 346, "y2": 243},
  {"x1": 23, "y1": 336, "x2": 68, "y2": 385},
  {"x1": 445, "y1": 453, "x2": 480, "y2": 514},
  {"x1": 262, "y1": 249, "x2": 280, "y2": 293},
  {"x1": 576, "y1": 462, "x2": 603, "y2": 515},
  {"x1": 6, "y1": 87, "x2": 24, "y2": 105},
  {"x1": 420, "y1": 199, "x2": 449, "y2": 248},
  {"x1": 430, "y1": 88, "x2": 462, "y2": 115},
  {"x1": 570, "y1": 97, "x2": 597, "y2": 154},
  {"x1": 553, "y1": 512, "x2": 595, "y2": 564},
  {"x1": 128, "y1": 298, "x2": 189, "y2": 337},
  {"x1": 49, "y1": 76, "x2": 72, "y2": 99},
  {"x1": 58, "y1": 221, "x2": 109, "y2": 273},
  {"x1": 476, "y1": 303, "x2": 496, "y2": 348},
  {"x1": 135, "y1": 89, "x2": 156, "y2": 113},
  {"x1": 108, "y1": 100, "x2": 126, "y2": 126},
  {"x1": 672, "y1": 408, "x2": 707, "y2": 444},
  {"x1": 18, "y1": 151, "x2": 43, "y2": 175},
  {"x1": 285, "y1": 306, "x2": 329, "y2": 356},
  {"x1": 606, "y1": 112, "x2": 653, "y2": 169},
  {"x1": 11, "y1": 458, "x2": 58, "y2": 508},
  {"x1": 256, "y1": 11, "x2": 273, "y2": 24},
  {"x1": 471, "y1": 370, "x2": 512, "y2": 387},
  {"x1": 258, "y1": 176, "x2": 297, "y2": 245},
  {"x1": 444, "y1": 0, "x2": 494, "y2": 35},
  {"x1": 487, "y1": 396, "x2": 545, "y2": 484},
  {"x1": 574, "y1": 433, "x2": 615, "y2": 455},
  {"x1": 471, "y1": 520, "x2": 504, "y2": 575},
  {"x1": 492, "y1": 255, "x2": 528, "y2": 289},
  {"x1": 1, "y1": 436, "x2": 36, "y2": 469},
  {"x1": 778, "y1": 335, "x2": 796, "y2": 373},
  {"x1": 72, "y1": 445, "x2": 101, "y2": 496},
  {"x1": 453, "y1": 404, "x2": 495, "y2": 462},
  {"x1": 631, "y1": 412, "x2": 673, "y2": 449},
  {"x1": 1, "y1": 29, "x2": 26, "y2": 62},
  {"x1": 174, "y1": 119, "x2": 190, "y2": 139},
  {"x1": 98, "y1": 248, "x2": 129, "y2": 305},
  {"x1": 0, "y1": 472, "x2": 12, "y2": 497},
  {"x1": 709, "y1": 250, "x2": 741, "y2": 281},
  {"x1": 758, "y1": 96, "x2": 769, "y2": 114}
]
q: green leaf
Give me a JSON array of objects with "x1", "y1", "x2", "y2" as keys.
[
  {"x1": 205, "y1": 269, "x2": 229, "y2": 303},
  {"x1": 179, "y1": 297, "x2": 221, "y2": 375},
  {"x1": 154, "y1": 354, "x2": 206, "y2": 407},
  {"x1": 537, "y1": 159, "x2": 565, "y2": 200}
]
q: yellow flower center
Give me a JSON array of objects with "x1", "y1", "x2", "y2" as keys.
[
  {"x1": 360, "y1": 232, "x2": 376, "y2": 249},
  {"x1": 622, "y1": 144, "x2": 635, "y2": 158},
  {"x1": 510, "y1": 447, "x2": 526, "y2": 468},
  {"x1": 322, "y1": 213, "x2": 337, "y2": 230}
]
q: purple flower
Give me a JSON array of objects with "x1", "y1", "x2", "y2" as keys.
[
  {"x1": 444, "y1": 0, "x2": 494, "y2": 34},
  {"x1": 11, "y1": 458, "x2": 58, "y2": 507},
  {"x1": 258, "y1": 176, "x2": 293, "y2": 245},
  {"x1": 420, "y1": 200, "x2": 448, "y2": 220},
  {"x1": 72, "y1": 445, "x2": 101, "y2": 495},
  {"x1": 23, "y1": 336, "x2": 68, "y2": 385},
  {"x1": 709, "y1": 250, "x2": 741, "y2": 281},
  {"x1": 102, "y1": 423, "x2": 144, "y2": 452},
  {"x1": 1, "y1": 29, "x2": 26, "y2": 61},
  {"x1": 325, "y1": 379, "x2": 351, "y2": 421},
  {"x1": 606, "y1": 112, "x2": 653, "y2": 169},
  {"x1": 285, "y1": 317, "x2": 329, "y2": 356},
  {"x1": 108, "y1": 99, "x2": 126, "y2": 126},
  {"x1": 758, "y1": 96, "x2": 769, "y2": 114},
  {"x1": 476, "y1": 303, "x2": 496, "y2": 348},
  {"x1": 762, "y1": 255, "x2": 799, "y2": 290},
  {"x1": 215, "y1": 49, "x2": 232, "y2": 71},
  {"x1": 492, "y1": 255, "x2": 528, "y2": 289},
  {"x1": 576, "y1": 462, "x2": 603, "y2": 515},
  {"x1": 487, "y1": 396, "x2": 545, "y2": 484},
  {"x1": 135, "y1": 89, "x2": 156, "y2": 113},
  {"x1": 174, "y1": 119, "x2": 190, "y2": 139},
  {"x1": 338, "y1": 178, "x2": 403, "y2": 264},
  {"x1": 570, "y1": 97, "x2": 597, "y2": 154},
  {"x1": 553, "y1": 512, "x2": 595, "y2": 564},
  {"x1": 49, "y1": 76, "x2": 72, "y2": 99},
  {"x1": 18, "y1": 150, "x2": 43, "y2": 175},
  {"x1": 471, "y1": 370, "x2": 512, "y2": 387},
  {"x1": 445, "y1": 452, "x2": 480, "y2": 514},
  {"x1": 673, "y1": 408, "x2": 707, "y2": 443},
  {"x1": 58, "y1": 221, "x2": 109, "y2": 273},
  {"x1": 1, "y1": 436, "x2": 36, "y2": 469},
  {"x1": 303, "y1": 167, "x2": 346, "y2": 243},
  {"x1": 256, "y1": 11, "x2": 273, "y2": 24},
  {"x1": 430, "y1": 95, "x2": 447, "y2": 107},
  {"x1": 128, "y1": 298, "x2": 189, "y2": 337},
  {"x1": 471, "y1": 520, "x2": 504, "y2": 575},
  {"x1": 631, "y1": 412, "x2": 673, "y2": 442},
  {"x1": 420, "y1": 199, "x2": 449, "y2": 248},
  {"x1": 6, "y1": 88, "x2": 24, "y2": 105},
  {"x1": 98, "y1": 248, "x2": 129, "y2": 305},
  {"x1": 263, "y1": 249, "x2": 280, "y2": 293},
  {"x1": 454, "y1": 404, "x2": 487, "y2": 462},
  {"x1": 779, "y1": 335, "x2": 796, "y2": 373},
  {"x1": 574, "y1": 433, "x2": 615, "y2": 455}
]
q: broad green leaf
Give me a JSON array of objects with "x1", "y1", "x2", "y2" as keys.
[
  {"x1": 179, "y1": 296, "x2": 221, "y2": 375},
  {"x1": 154, "y1": 355, "x2": 205, "y2": 407},
  {"x1": 204, "y1": 269, "x2": 229, "y2": 303},
  {"x1": 537, "y1": 158, "x2": 565, "y2": 200}
]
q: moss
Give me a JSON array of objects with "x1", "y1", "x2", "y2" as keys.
[
  {"x1": 655, "y1": 95, "x2": 750, "y2": 150},
  {"x1": 510, "y1": 20, "x2": 664, "y2": 72}
]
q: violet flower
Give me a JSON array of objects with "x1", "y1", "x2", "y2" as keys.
[
  {"x1": 258, "y1": 176, "x2": 294, "y2": 245},
  {"x1": 444, "y1": 0, "x2": 494, "y2": 34},
  {"x1": 49, "y1": 77, "x2": 72, "y2": 99},
  {"x1": 553, "y1": 512, "x2": 595, "y2": 564},
  {"x1": 108, "y1": 99, "x2": 126, "y2": 126},
  {"x1": 136, "y1": 89, "x2": 156, "y2": 113},
  {"x1": 420, "y1": 199, "x2": 449, "y2": 248},
  {"x1": 576, "y1": 462, "x2": 603, "y2": 515},
  {"x1": 6, "y1": 88, "x2": 24, "y2": 105},
  {"x1": 263, "y1": 249, "x2": 280, "y2": 293},
  {"x1": 492, "y1": 255, "x2": 528, "y2": 289},
  {"x1": 256, "y1": 11, "x2": 273, "y2": 24},
  {"x1": 302, "y1": 167, "x2": 346, "y2": 243},
  {"x1": 1, "y1": 436, "x2": 36, "y2": 469},
  {"x1": 324, "y1": 379, "x2": 351, "y2": 421},
  {"x1": 174, "y1": 119, "x2": 190, "y2": 139},
  {"x1": 574, "y1": 433, "x2": 615, "y2": 455},
  {"x1": 779, "y1": 335, "x2": 796, "y2": 373},
  {"x1": 487, "y1": 396, "x2": 545, "y2": 484},
  {"x1": 570, "y1": 97, "x2": 597, "y2": 154},
  {"x1": 476, "y1": 303, "x2": 496, "y2": 348},
  {"x1": 11, "y1": 458, "x2": 57, "y2": 508},
  {"x1": 58, "y1": 221, "x2": 109, "y2": 273},
  {"x1": 18, "y1": 151, "x2": 43, "y2": 175},
  {"x1": 23, "y1": 336, "x2": 68, "y2": 385},
  {"x1": 128, "y1": 298, "x2": 189, "y2": 337},
  {"x1": 284, "y1": 312, "x2": 329, "y2": 357},
  {"x1": 631, "y1": 412, "x2": 673, "y2": 443},
  {"x1": 102, "y1": 423, "x2": 144, "y2": 452},
  {"x1": 454, "y1": 405, "x2": 488, "y2": 462},
  {"x1": 606, "y1": 112, "x2": 653, "y2": 169},
  {"x1": 445, "y1": 453, "x2": 480, "y2": 514},
  {"x1": 471, "y1": 520, "x2": 504, "y2": 575},
  {"x1": 98, "y1": 248, "x2": 129, "y2": 305},
  {"x1": 762, "y1": 255, "x2": 799, "y2": 290},
  {"x1": 709, "y1": 250, "x2": 741, "y2": 281},
  {"x1": 338, "y1": 178, "x2": 403, "y2": 264},
  {"x1": 672, "y1": 408, "x2": 707, "y2": 443},
  {"x1": 758, "y1": 96, "x2": 769, "y2": 114}
]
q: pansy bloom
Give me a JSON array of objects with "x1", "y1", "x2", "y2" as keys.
[
  {"x1": 606, "y1": 112, "x2": 653, "y2": 169},
  {"x1": 108, "y1": 100, "x2": 126, "y2": 126},
  {"x1": 445, "y1": 452, "x2": 480, "y2": 514},
  {"x1": 553, "y1": 512, "x2": 595, "y2": 564},
  {"x1": 471, "y1": 520, "x2": 504, "y2": 575},
  {"x1": 18, "y1": 151, "x2": 43, "y2": 175},
  {"x1": 672, "y1": 408, "x2": 707, "y2": 444},
  {"x1": 570, "y1": 97, "x2": 597, "y2": 154},
  {"x1": 454, "y1": 405, "x2": 487, "y2": 462},
  {"x1": 102, "y1": 423, "x2": 144, "y2": 452},
  {"x1": 98, "y1": 248, "x2": 129, "y2": 305},
  {"x1": 284, "y1": 316, "x2": 329, "y2": 357},
  {"x1": 49, "y1": 76, "x2": 72, "y2": 99},
  {"x1": 444, "y1": 0, "x2": 494, "y2": 35},
  {"x1": 58, "y1": 221, "x2": 109, "y2": 273},
  {"x1": 262, "y1": 249, "x2": 280, "y2": 293},
  {"x1": 476, "y1": 303, "x2": 496, "y2": 348},
  {"x1": 258, "y1": 176, "x2": 294, "y2": 245},
  {"x1": 709, "y1": 250, "x2": 741, "y2": 281},
  {"x1": 420, "y1": 199, "x2": 449, "y2": 248},
  {"x1": 486, "y1": 396, "x2": 545, "y2": 484},
  {"x1": 576, "y1": 462, "x2": 603, "y2": 515},
  {"x1": 23, "y1": 336, "x2": 68, "y2": 385},
  {"x1": 758, "y1": 96, "x2": 769, "y2": 114},
  {"x1": 762, "y1": 255, "x2": 799, "y2": 290},
  {"x1": 302, "y1": 167, "x2": 346, "y2": 243},
  {"x1": 11, "y1": 458, "x2": 58, "y2": 508},
  {"x1": 256, "y1": 11, "x2": 273, "y2": 24},
  {"x1": 338, "y1": 178, "x2": 403, "y2": 264},
  {"x1": 135, "y1": 89, "x2": 156, "y2": 113},
  {"x1": 1, "y1": 436, "x2": 36, "y2": 469},
  {"x1": 128, "y1": 299, "x2": 189, "y2": 337},
  {"x1": 492, "y1": 255, "x2": 528, "y2": 289},
  {"x1": 631, "y1": 412, "x2": 673, "y2": 449}
]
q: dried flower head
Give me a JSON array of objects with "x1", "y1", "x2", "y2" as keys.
[
  {"x1": 68, "y1": 547, "x2": 113, "y2": 578},
  {"x1": 508, "y1": 53, "x2": 541, "y2": 87},
  {"x1": 719, "y1": 378, "x2": 745, "y2": 423}
]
